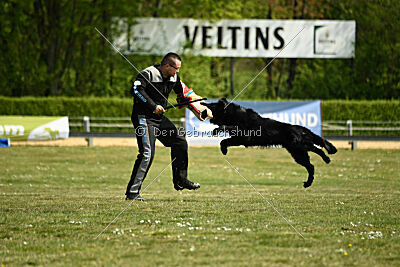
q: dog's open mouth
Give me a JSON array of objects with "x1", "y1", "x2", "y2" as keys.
[{"x1": 201, "y1": 109, "x2": 212, "y2": 120}]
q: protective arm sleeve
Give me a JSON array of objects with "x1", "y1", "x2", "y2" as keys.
[
  {"x1": 174, "y1": 78, "x2": 213, "y2": 121},
  {"x1": 130, "y1": 72, "x2": 158, "y2": 111}
]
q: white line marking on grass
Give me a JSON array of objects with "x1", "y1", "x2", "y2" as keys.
[
  {"x1": 223, "y1": 157, "x2": 305, "y2": 239},
  {"x1": 95, "y1": 158, "x2": 176, "y2": 239}
]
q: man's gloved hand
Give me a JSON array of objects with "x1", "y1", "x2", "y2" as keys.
[{"x1": 153, "y1": 105, "x2": 166, "y2": 114}]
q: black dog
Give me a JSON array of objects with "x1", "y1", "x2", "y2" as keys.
[{"x1": 202, "y1": 98, "x2": 337, "y2": 188}]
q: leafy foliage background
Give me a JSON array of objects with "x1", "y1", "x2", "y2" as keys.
[{"x1": 1, "y1": 0, "x2": 399, "y2": 100}]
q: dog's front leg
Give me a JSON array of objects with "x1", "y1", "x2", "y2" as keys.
[
  {"x1": 220, "y1": 136, "x2": 245, "y2": 155},
  {"x1": 303, "y1": 164, "x2": 315, "y2": 188},
  {"x1": 287, "y1": 149, "x2": 315, "y2": 188},
  {"x1": 220, "y1": 139, "x2": 229, "y2": 155}
]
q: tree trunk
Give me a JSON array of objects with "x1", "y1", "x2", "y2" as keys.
[
  {"x1": 266, "y1": 0, "x2": 273, "y2": 97},
  {"x1": 57, "y1": 0, "x2": 77, "y2": 96},
  {"x1": 286, "y1": 0, "x2": 306, "y2": 95},
  {"x1": 103, "y1": 7, "x2": 113, "y2": 89},
  {"x1": 46, "y1": 0, "x2": 61, "y2": 95},
  {"x1": 153, "y1": 0, "x2": 162, "y2": 17},
  {"x1": 75, "y1": 0, "x2": 96, "y2": 95},
  {"x1": 286, "y1": 59, "x2": 297, "y2": 94},
  {"x1": 275, "y1": 64, "x2": 284, "y2": 97},
  {"x1": 230, "y1": 58, "x2": 234, "y2": 96},
  {"x1": 265, "y1": 58, "x2": 273, "y2": 97}
]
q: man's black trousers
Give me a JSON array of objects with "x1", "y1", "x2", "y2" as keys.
[{"x1": 126, "y1": 114, "x2": 188, "y2": 194}]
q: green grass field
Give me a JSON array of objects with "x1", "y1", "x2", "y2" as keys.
[{"x1": 1, "y1": 146, "x2": 399, "y2": 266}]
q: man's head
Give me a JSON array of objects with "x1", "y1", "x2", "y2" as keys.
[{"x1": 159, "y1": 52, "x2": 181, "y2": 78}]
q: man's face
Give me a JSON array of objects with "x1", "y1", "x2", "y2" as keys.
[{"x1": 166, "y1": 58, "x2": 181, "y2": 77}]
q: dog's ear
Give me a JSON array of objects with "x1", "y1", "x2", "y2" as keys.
[{"x1": 220, "y1": 97, "x2": 228, "y2": 104}]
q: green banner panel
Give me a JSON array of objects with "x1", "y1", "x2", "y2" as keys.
[{"x1": 0, "y1": 116, "x2": 69, "y2": 141}]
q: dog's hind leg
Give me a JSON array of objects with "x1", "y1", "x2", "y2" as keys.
[
  {"x1": 310, "y1": 146, "x2": 331, "y2": 164},
  {"x1": 287, "y1": 149, "x2": 315, "y2": 188}
]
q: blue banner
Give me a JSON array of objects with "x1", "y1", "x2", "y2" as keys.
[{"x1": 185, "y1": 100, "x2": 321, "y2": 146}]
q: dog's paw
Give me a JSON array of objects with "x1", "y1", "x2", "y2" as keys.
[
  {"x1": 220, "y1": 145, "x2": 228, "y2": 155},
  {"x1": 303, "y1": 181, "x2": 312, "y2": 188}
]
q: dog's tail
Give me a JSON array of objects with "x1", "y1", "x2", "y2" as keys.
[
  {"x1": 322, "y1": 139, "x2": 337, "y2": 154},
  {"x1": 309, "y1": 131, "x2": 337, "y2": 154}
]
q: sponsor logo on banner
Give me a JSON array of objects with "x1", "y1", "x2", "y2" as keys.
[
  {"x1": 185, "y1": 100, "x2": 321, "y2": 146},
  {"x1": 114, "y1": 18, "x2": 355, "y2": 58},
  {"x1": 314, "y1": 25, "x2": 337, "y2": 55},
  {"x1": 0, "y1": 116, "x2": 69, "y2": 141},
  {"x1": 0, "y1": 125, "x2": 24, "y2": 136}
]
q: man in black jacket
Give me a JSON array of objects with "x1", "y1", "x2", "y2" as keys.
[{"x1": 125, "y1": 52, "x2": 200, "y2": 201}]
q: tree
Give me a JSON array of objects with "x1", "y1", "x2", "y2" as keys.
[{"x1": 0, "y1": 0, "x2": 398, "y2": 100}]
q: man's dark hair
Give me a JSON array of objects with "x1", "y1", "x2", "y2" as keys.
[{"x1": 161, "y1": 52, "x2": 181, "y2": 66}]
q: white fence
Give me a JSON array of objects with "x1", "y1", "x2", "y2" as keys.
[{"x1": 69, "y1": 117, "x2": 400, "y2": 148}]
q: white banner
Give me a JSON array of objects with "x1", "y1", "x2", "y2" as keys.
[{"x1": 114, "y1": 18, "x2": 355, "y2": 58}]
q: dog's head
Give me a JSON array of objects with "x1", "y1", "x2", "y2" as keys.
[{"x1": 201, "y1": 98, "x2": 248, "y2": 126}]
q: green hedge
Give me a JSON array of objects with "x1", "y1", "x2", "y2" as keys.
[
  {"x1": 0, "y1": 96, "x2": 185, "y2": 118},
  {"x1": 1, "y1": 96, "x2": 399, "y2": 121},
  {"x1": 322, "y1": 100, "x2": 400, "y2": 121}
]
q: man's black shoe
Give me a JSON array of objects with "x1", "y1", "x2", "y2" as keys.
[
  {"x1": 125, "y1": 193, "x2": 145, "y2": 201},
  {"x1": 174, "y1": 182, "x2": 184, "y2": 191},
  {"x1": 178, "y1": 178, "x2": 200, "y2": 190},
  {"x1": 173, "y1": 177, "x2": 184, "y2": 191}
]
